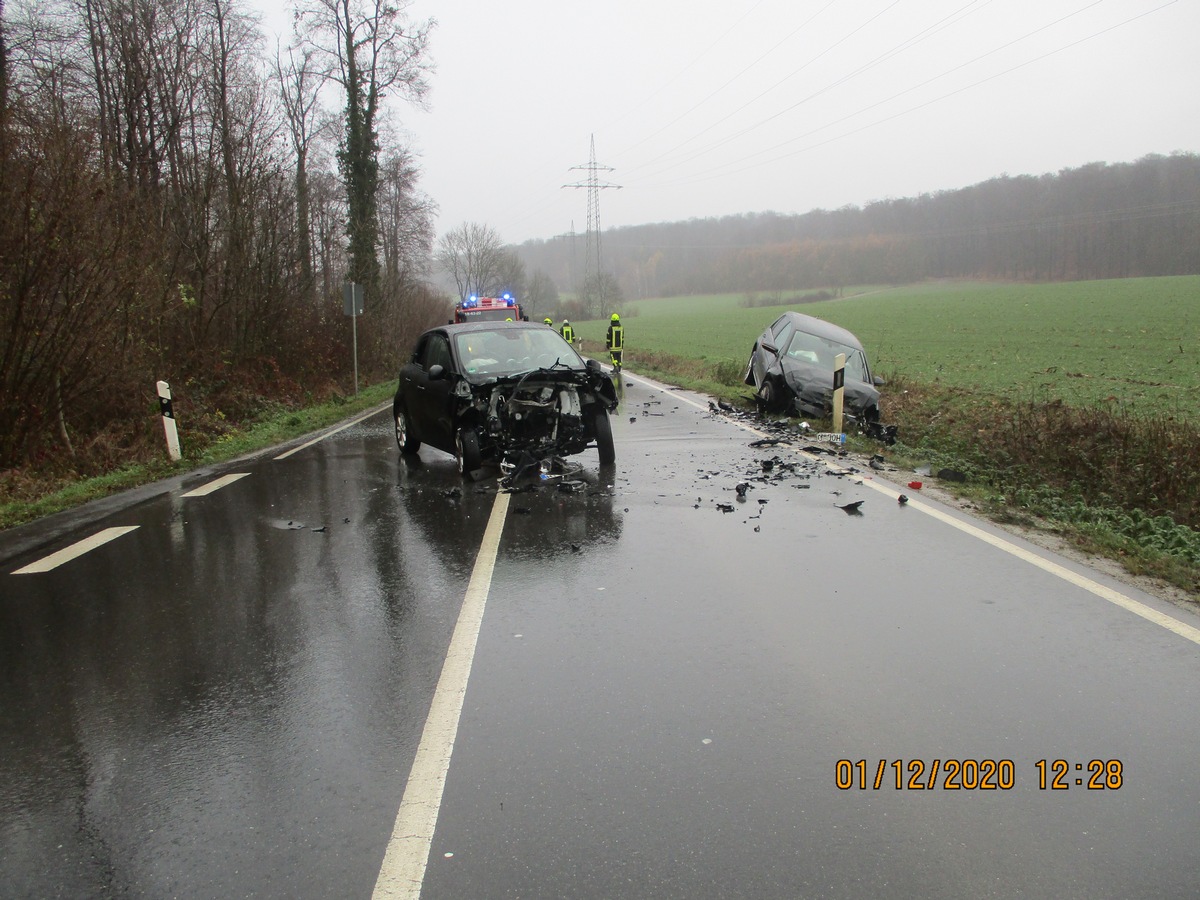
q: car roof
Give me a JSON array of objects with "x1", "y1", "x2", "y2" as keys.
[
  {"x1": 775, "y1": 312, "x2": 865, "y2": 350},
  {"x1": 431, "y1": 320, "x2": 550, "y2": 337}
]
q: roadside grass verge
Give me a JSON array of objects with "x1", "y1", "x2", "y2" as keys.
[
  {"x1": 878, "y1": 372, "x2": 1199, "y2": 592},
  {"x1": 0, "y1": 382, "x2": 394, "y2": 531},
  {"x1": 624, "y1": 348, "x2": 749, "y2": 399}
]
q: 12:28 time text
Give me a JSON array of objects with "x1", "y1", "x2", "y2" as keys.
[{"x1": 835, "y1": 758, "x2": 1123, "y2": 790}]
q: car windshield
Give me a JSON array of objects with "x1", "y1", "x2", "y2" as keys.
[
  {"x1": 455, "y1": 328, "x2": 584, "y2": 379},
  {"x1": 784, "y1": 330, "x2": 870, "y2": 382}
]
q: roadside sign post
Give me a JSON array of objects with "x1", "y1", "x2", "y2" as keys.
[
  {"x1": 832, "y1": 352, "x2": 846, "y2": 431},
  {"x1": 343, "y1": 283, "x2": 364, "y2": 395},
  {"x1": 156, "y1": 380, "x2": 182, "y2": 461}
]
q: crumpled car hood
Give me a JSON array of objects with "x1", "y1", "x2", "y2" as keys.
[{"x1": 778, "y1": 358, "x2": 879, "y2": 417}]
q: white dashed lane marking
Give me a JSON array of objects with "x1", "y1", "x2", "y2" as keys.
[
  {"x1": 181, "y1": 473, "x2": 251, "y2": 498},
  {"x1": 11, "y1": 526, "x2": 140, "y2": 574}
]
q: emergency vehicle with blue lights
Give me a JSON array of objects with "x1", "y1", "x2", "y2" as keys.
[{"x1": 453, "y1": 294, "x2": 523, "y2": 324}]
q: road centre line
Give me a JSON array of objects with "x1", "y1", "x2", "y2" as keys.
[
  {"x1": 181, "y1": 472, "x2": 250, "y2": 498},
  {"x1": 627, "y1": 371, "x2": 1200, "y2": 647},
  {"x1": 273, "y1": 404, "x2": 389, "y2": 460},
  {"x1": 11, "y1": 526, "x2": 140, "y2": 575},
  {"x1": 373, "y1": 489, "x2": 511, "y2": 899}
]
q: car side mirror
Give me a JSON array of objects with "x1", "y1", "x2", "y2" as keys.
[
  {"x1": 585, "y1": 358, "x2": 603, "y2": 374},
  {"x1": 428, "y1": 364, "x2": 446, "y2": 380},
  {"x1": 874, "y1": 375, "x2": 886, "y2": 386}
]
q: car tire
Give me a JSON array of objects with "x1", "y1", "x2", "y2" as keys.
[
  {"x1": 455, "y1": 428, "x2": 481, "y2": 476},
  {"x1": 589, "y1": 405, "x2": 616, "y2": 465},
  {"x1": 758, "y1": 378, "x2": 777, "y2": 411},
  {"x1": 395, "y1": 403, "x2": 420, "y2": 454}
]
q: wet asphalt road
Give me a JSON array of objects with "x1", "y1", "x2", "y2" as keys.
[{"x1": 2, "y1": 373, "x2": 1200, "y2": 899}]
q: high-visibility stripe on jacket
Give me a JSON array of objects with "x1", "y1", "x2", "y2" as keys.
[
  {"x1": 607, "y1": 324, "x2": 623, "y2": 350},
  {"x1": 561, "y1": 324, "x2": 574, "y2": 343}
]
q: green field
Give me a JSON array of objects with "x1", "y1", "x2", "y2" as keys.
[{"x1": 575, "y1": 276, "x2": 1199, "y2": 420}]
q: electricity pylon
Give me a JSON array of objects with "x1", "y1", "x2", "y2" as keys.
[{"x1": 563, "y1": 134, "x2": 621, "y2": 317}]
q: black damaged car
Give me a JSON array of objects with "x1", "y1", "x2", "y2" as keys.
[
  {"x1": 393, "y1": 321, "x2": 619, "y2": 474},
  {"x1": 744, "y1": 311, "x2": 885, "y2": 423}
]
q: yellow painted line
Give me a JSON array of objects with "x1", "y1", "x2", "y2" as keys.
[
  {"x1": 633, "y1": 373, "x2": 1200, "y2": 648},
  {"x1": 274, "y1": 405, "x2": 389, "y2": 460},
  {"x1": 12, "y1": 526, "x2": 140, "y2": 574},
  {"x1": 181, "y1": 472, "x2": 250, "y2": 498},
  {"x1": 373, "y1": 490, "x2": 511, "y2": 899}
]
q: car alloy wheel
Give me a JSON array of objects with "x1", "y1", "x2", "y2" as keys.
[
  {"x1": 395, "y1": 405, "x2": 420, "y2": 454},
  {"x1": 455, "y1": 428, "x2": 481, "y2": 476}
]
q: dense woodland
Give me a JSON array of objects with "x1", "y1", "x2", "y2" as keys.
[
  {"x1": 518, "y1": 154, "x2": 1200, "y2": 301},
  {"x1": 0, "y1": 0, "x2": 445, "y2": 478}
]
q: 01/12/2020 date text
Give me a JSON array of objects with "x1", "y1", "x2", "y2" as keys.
[{"x1": 835, "y1": 758, "x2": 1124, "y2": 791}]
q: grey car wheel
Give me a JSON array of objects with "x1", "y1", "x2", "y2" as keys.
[
  {"x1": 589, "y1": 405, "x2": 615, "y2": 465},
  {"x1": 455, "y1": 428, "x2": 481, "y2": 476},
  {"x1": 395, "y1": 404, "x2": 420, "y2": 454},
  {"x1": 758, "y1": 378, "x2": 777, "y2": 410}
]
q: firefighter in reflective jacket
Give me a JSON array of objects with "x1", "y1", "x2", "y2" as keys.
[
  {"x1": 606, "y1": 313, "x2": 624, "y2": 371},
  {"x1": 560, "y1": 319, "x2": 574, "y2": 344}
]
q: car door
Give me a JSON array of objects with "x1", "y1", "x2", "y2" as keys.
[
  {"x1": 403, "y1": 332, "x2": 455, "y2": 452},
  {"x1": 418, "y1": 332, "x2": 458, "y2": 448},
  {"x1": 752, "y1": 315, "x2": 795, "y2": 385}
]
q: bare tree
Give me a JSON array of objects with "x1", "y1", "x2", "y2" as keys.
[
  {"x1": 378, "y1": 147, "x2": 435, "y2": 294},
  {"x1": 494, "y1": 251, "x2": 526, "y2": 303},
  {"x1": 525, "y1": 270, "x2": 559, "y2": 320},
  {"x1": 276, "y1": 43, "x2": 328, "y2": 299},
  {"x1": 0, "y1": 0, "x2": 8, "y2": 117},
  {"x1": 436, "y1": 222, "x2": 509, "y2": 301}
]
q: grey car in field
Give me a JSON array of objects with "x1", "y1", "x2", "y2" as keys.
[
  {"x1": 394, "y1": 321, "x2": 619, "y2": 475},
  {"x1": 743, "y1": 312, "x2": 884, "y2": 423}
]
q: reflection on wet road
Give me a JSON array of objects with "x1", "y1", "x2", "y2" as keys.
[
  {"x1": 1, "y1": 419, "x2": 498, "y2": 897},
  {"x1": 3, "y1": 375, "x2": 1200, "y2": 898}
]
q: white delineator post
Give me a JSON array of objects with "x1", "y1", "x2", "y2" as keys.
[
  {"x1": 157, "y1": 380, "x2": 182, "y2": 461},
  {"x1": 832, "y1": 352, "x2": 846, "y2": 433}
]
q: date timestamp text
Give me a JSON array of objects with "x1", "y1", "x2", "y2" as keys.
[{"x1": 834, "y1": 758, "x2": 1124, "y2": 790}]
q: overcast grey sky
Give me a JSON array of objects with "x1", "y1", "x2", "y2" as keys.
[{"x1": 258, "y1": 0, "x2": 1199, "y2": 245}]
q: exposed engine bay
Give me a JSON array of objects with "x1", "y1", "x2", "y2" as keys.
[{"x1": 458, "y1": 366, "x2": 618, "y2": 463}]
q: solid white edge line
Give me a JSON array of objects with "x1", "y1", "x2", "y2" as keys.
[
  {"x1": 273, "y1": 405, "x2": 388, "y2": 460},
  {"x1": 372, "y1": 490, "x2": 511, "y2": 899},
  {"x1": 12, "y1": 526, "x2": 140, "y2": 574},
  {"x1": 626, "y1": 370, "x2": 1200, "y2": 647},
  {"x1": 180, "y1": 472, "x2": 250, "y2": 498},
  {"x1": 857, "y1": 481, "x2": 1200, "y2": 646}
]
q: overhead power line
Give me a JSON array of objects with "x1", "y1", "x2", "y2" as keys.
[{"x1": 563, "y1": 135, "x2": 622, "y2": 302}]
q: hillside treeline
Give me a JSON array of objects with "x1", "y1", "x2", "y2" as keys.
[
  {"x1": 0, "y1": 0, "x2": 444, "y2": 477},
  {"x1": 517, "y1": 153, "x2": 1200, "y2": 299}
]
